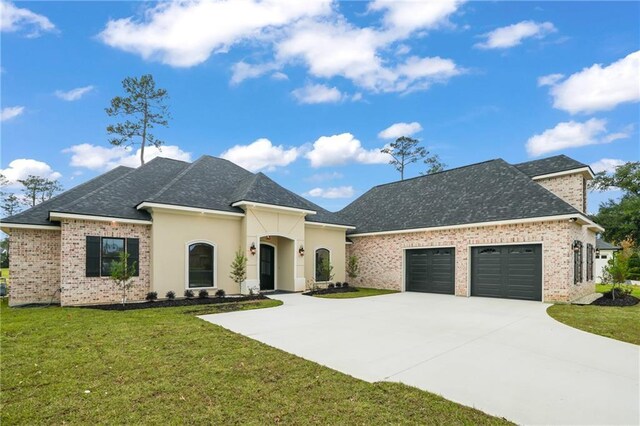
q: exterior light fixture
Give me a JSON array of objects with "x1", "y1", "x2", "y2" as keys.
[
  {"x1": 298, "y1": 245, "x2": 305, "y2": 256},
  {"x1": 572, "y1": 241, "x2": 581, "y2": 252},
  {"x1": 250, "y1": 243, "x2": 257, "y2": 256},
  {"x1": 595, "y1": 249, "x2": 600, "y2": 257}
]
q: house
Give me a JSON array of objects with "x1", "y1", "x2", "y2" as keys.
[
  {"x1": 594, "y1": 239, "x2": 621, "y2": 282},
  {"x1": 1, "y1": 154, "x2": 602, "y2": 306}
]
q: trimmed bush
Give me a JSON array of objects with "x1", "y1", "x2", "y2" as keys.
[
  {"x1": 184, "y1": 289, "x2": 195, "y2": 299},
  {"x1": 342, "y1": 282, "x2": 349, "y2": 288},
  {"x1": 327, "y1": 283, "x2": 335, "y2": 289},
  {"x1": 335, "y1": 282, "x2": 342, "y2": 288},
  {"x1": 145, "y1": 291, "x2": 158, "y2": 302},
  {"x1": 215, "y1": 289, "x2": 226, "y2": 298},
  {"x1": 165, "y1": 291, "x2": 176, "y2": 300},
  {"x1": 198, "y1": 289, "x2": 209, "y2": 299}
]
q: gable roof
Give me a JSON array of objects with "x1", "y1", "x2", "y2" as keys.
[
  {"x1": 339, "y1": 158, "x2": 583, "y2": 235},
  {"x1": 2, "y1": 155, "x2": 351, "y2": 227},
  {"x1": 1, "y1": 165, "x2": 134, "y2": 226},
  {"x1": 596, "y1": 239, "x2": 621, "y2": 250},
  {"x1": 514, "y1": 155, "x2": 590, "y2": 178}
]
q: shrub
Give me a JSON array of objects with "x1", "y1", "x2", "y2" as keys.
[
  {"x1": 184, "y1": 289, "x2": 195, "y2": 299},
  {"x1": 215, "y1": 289, "x2": 226, "y2": 298},
  {"x1": 165, "y1": 291, "x2": 176, "y2": 300},
  {"x1": 229, "y1": 248, "x2": 248, "y2": 293},
  {"x1": 198, "y1": 289, "x2": 209, "y2": 299},
  {"x1": 327, "y1": 283, "x2": 335, "y2": 289},
  {"x1": 336, "y1": 282, "x2": 342, "y2": 288},
  {"x1": 342, "y1": 282, "x2": 349, "y2": 287},
  {"x1": 145, "y1": 291, "x2": 158, "y2": 302},
  {"x1": 346, "y1": 255, "x2": 359, "y2": 279}
]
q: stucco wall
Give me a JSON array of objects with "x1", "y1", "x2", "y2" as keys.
[
  {"x1": 304, "y1": 226, "x2": 346, "y2": 285},
  {"x1": 151, "y1": 209, "x2": 243, "y2": 296},
  {"x1": 536, "y1": 174, "x2": 586, "y2": 213},
  {"x1": 347, "y1": 220, "x2": 596, "y2": 302},
  {"x1": 60, "y1": 219, "x2": 151, "y2": 306},
  {"x1": 7, "y1": 228, "x2": 61, "y2": 306}
]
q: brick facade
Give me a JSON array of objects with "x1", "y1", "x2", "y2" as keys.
[
  {"x1": 59, "y1": 219, "x2": 151, "y2": 306},
  {"x1": 347, "y1": 220, "x2": 596, "y2": 303},
  {"x1": 8, "y1": 229, "x2": 61, "y2": 306},
  {"x1": 536, "y1": 174, "x2": 586, "y2": 213}
]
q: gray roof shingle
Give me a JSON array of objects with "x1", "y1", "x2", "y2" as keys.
[
  {"x1": 596, "y1": 239, "x2": 620, "y2": 250},
  {"x1": 339, "y1": 159, "x2": 583, "y2": 235},
  {"x1": 514, "y1": 155, "x2": 590, "y2": 177}
]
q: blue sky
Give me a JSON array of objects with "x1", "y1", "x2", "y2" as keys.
[{"x1": 1, "y1": 0, "x2": 638, "y2": 214}]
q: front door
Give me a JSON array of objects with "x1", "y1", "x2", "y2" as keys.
[{"x1": 260, "y1": 244, "x2": 275, "y2": 290}]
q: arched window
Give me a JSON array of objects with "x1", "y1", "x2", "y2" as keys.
[
  {"x1": 188, "y1": 243, "x2": 214, "y2": 288},
  {"x1": 315, "y1": 248, "x2": 331, "y2": 282}
]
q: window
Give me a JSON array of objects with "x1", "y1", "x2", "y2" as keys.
[
  {"x1": 573, "y1": 241, "x2": 583, "y2": 284},
  {"x1": 188, "y1": 243, "x2": 214, "y2": 288},
  {"x1": 586, "y1": 243, "x2": 594, "y2": 281},
  {"x1": 86, "y1": 236, "x2": 139, "y2": 277},
  {"x1": 601, "y1": 254, "x2": 608, "y2": 259},
  {"x1": 315, "y1": 248, "x2": 331, "y2": 282}
]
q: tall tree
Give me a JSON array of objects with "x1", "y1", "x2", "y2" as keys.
[
  {"x1": 106, "y1": 74, "x2": 171, "y2": 166},
  {"x1": 1, "y1": 194, "x2": 21, "y2": 217},
  {"x1": 381, "y1": 136, "x2": 444, "y2": 180},
  {"x1": 590, "y1": 162, "x2": 640, "y2": 244},
  {"x1": 18, "y1": 175, "x2": 63, "y2": 207}
]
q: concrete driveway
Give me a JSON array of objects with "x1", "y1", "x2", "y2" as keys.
[{"x1": 200, "y1": 292, "x2": 639, "y2": 425}]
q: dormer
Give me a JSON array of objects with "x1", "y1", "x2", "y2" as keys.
[{"x1": 514, "y1": 155, "x2": 594, "y2": 214}]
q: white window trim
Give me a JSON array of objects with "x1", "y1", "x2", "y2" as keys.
[
  {"x1": 185, "y1": 240, "x2": 217, "y2": 290},
  {"x1": 313, "y1": 247, "x2": 332, "y2": 283}
]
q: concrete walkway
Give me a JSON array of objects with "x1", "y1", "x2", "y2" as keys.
[{"x1": 200, "y1": 292, "x2": 639, "y2": 425}]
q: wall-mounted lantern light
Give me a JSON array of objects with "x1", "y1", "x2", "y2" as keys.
[
  {"x1": 298, "y1": 245, "x2": 305, "y2": 256},
  {"x1": 250, "y1": 243, "x2": 257, "y2": 256}
]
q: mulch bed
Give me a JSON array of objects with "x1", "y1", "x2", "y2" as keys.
[
  {"x1": 79, "y1": 294, "x2": 268, "y2": 311},
  {"x1": 591, "y1": 292, "x2": 639, "y2": 307},
  {"x1": 303, "y1": 286, "x2": 358, "y2": 296}
]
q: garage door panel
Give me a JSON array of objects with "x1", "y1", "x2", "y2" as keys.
[
  {"x1": 471, "y1": 245, "x2": 542, "y2": 301},
  {"x1": 406, "y1": 248, "x2": 455, "y2": 294}
]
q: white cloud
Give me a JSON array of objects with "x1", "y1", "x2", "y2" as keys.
[
  {"x1": 378, "y1": 121, "x2": 422, "y2": 139},
  {"x1": 292, "y1": 83, "x2": 343, "y2": 104},
  {"x1": 475, "y1": 21, "x2": 556, "y2": 49},
  {"x1": 305, "y1": 171, "x2": 344, "y2": 183},
  {"x1": 525, "y1": 118, "x2": 630, "y2": 157},
  {"x1": 54, "y1": 85, "x2": 94, "y2": 101},
  {"x1": 537, "y1": 73, "x2": 564, "y2": 87},
  {"x1": 0, "y1": 0, "x2": 56, "y2": 37},
  {"x1": 98, "y1": 0, "x2": 332, "y2": 67},
  {"x1": 369, "y1": 0, "x2": 462, "y2": 36},
  {"x1": 305, "y1": 133, "x2": 390, "y2": 167},
  {"x1": 590, "y1": 158, "x2": 626, "y2": 174},
  {"x1": 547, "y1": 50, "x2": 640, "y2": 114},
  {"x1": 63, "y1": 143, "x2": 192, "y2": 171},
  {"x1": 220, "y1": 138, "x2": 299, "y2": 172},
  {"x1": 304, "y1": 186, "x2": 354, "y2": 199},
  {"x1": 271, "y1": 71, "x2": 289, "y2": 81},
  {"x1": 230, "y1": 61, "x2": 280, "y2": 85},
  {"x1": 0, "y1": 106, "x2": 24, "y2": 121},
  {"x1": 0, "y1": 159, "x2": 62, "y2": 187}
]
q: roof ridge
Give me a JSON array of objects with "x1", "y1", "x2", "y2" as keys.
[
  {"x1": 54, "y1": 166, "x2": 140, "y2": 214},
  {"x1": 4, "y1": 166, "x2": 133, "y2": 220},
  {"x1": 372, "y1": 158, "x2": 500, "y2": 189},
  {"x1": 144, "y1": 156, "x2": 205, "y2": 202}
]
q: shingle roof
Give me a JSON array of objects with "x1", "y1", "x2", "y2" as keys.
[
  {"x1": 596, "y1": 239, "x2": 621, "y2": 250},
  {"x1": 514, "y1": 155, "x2": 590, "y2": 178},
  {"x1": 1, "y1": 166, "x2": 133, "y2": 226},
  {"x1": 2, "y1": 155, "x2": 350, "y2": 227},
  {"x1": 339, "y1": 159, "x2": 582, "y2": 235}
]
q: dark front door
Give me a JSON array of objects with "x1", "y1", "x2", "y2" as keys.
[
  {"x1": 471, "y1": 244, "x2": 542, "y2": 301},
  {"x1": 260, "y1": 244, "x2": 275, "y2": 290},
  {"x1": 405, "y1": 248, "x2": 455, "y2": 294}
]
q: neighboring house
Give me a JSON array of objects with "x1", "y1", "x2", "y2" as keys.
[
  {"x1": 1, "y1": 154, "x2": 602, "y2": 306},
  {"x1": 594, "y1": 239, "x2": 621, "y2": 282}
]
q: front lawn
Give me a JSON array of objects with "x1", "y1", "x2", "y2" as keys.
[
  {"x1": 547, "y1": 284, "x2": 640, "y2": 345},
  {"x1": 314, "y1": 287, "x2": 399, "y2": 299},
  {"x1": 1, "y1": 298, "x2": 509, "y2": 424}
]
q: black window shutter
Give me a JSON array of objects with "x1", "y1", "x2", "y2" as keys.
[
  {"x1": 86, "y1": 236, "x2": 101, "y2": 277},
  {"x1": 127, "y1": 238, "x2": 140, "y2": 277}
]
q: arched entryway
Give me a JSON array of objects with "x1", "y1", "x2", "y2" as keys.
[{"x1": 258, "y1": 236, "x2": 295, "y2": 291}]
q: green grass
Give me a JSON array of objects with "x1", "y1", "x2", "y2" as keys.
[
  {"x1": 314, "y1": 287, "x2": 399, "y2": 299},
  {"x1": 1, "y1": 298, "x2": 509, "y2": 424},
  {"x1": 0, "y1": 267, "x2": 8, "y2": 283},
  {"x1": 547, "y1": 284, "x2": 640, "y2": 345}
]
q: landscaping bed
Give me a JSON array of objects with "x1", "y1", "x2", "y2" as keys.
[
  {"x1": 81, "y1": 294, "x2": 268, "y2": 311},
  {"x1": 591, "y1": 291, "x2": 639, "y2": 307},
  {"x1": 303, "y1": 285, "x2": 358, "y2": 296}
]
